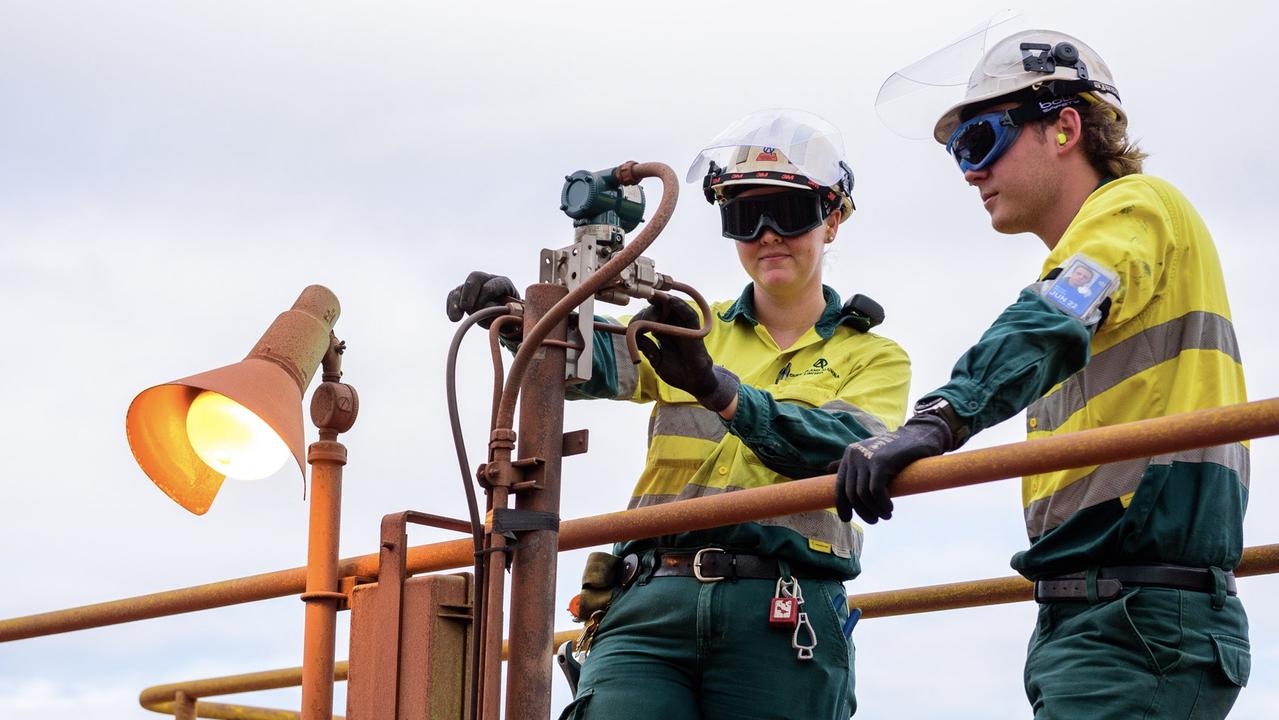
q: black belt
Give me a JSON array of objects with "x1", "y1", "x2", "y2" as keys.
[
  {"x1": 1034, "y1": 564, "x2": 1237, "y2": 602},
  {"x1": 650, "y1": 549, "x2": 783, "y2": 583}
]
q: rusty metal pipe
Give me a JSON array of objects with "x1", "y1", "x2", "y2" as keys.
[
  {"x1": 138, "y1": 543, "x2": 1279, "y2": 719},
  {"x1": 493, "y1": 162, "x2": 678, "y2": 437},
  {"x1": 479, "y1": 488, "x2": 509, "y2": 720},
  {"x1": 299, "y1": 440, "x2": 345, "y2": 720},
  {"x1": 141, "y1": 663, "x2": 350, "y2": 719},
  {"x1": 141, "y1": 665, "x2": 349, "y2": 707},
  {"x1": 175, "y1": 691, "x2": 196, "y2": 720},
  {"x1": 446, "y1": 304, "x2": 514, "y2": 720},
  {"x1": 489, "y1": 313, "x2": 523, "y2": 428},
  {"x1": 504, "y1": 284, "x2": 568, "y2": 720},
  {"x1": 6, "y1": 397, "x2": 1279, "y2": 641},
  {"x1": 148, "y1": 700, "x2": 319, "y2": 720},
  {"x1": 844, "y1": 540, "x2": 1279, "y2": 618},
  {"x1": 623, "y1": 280, "x2": 713, "y2": 364}
]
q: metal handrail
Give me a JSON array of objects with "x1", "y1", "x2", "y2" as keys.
[
  {"x1": 140, "y1": 543, "x2": 1279, "y2": 719},
  {"x1": 5, "y1": 396, "x2": 1278, "y2": 643}
]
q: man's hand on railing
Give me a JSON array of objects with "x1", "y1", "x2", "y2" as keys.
[{"x1": 835, "y1": 413, "x2": 956, "y2": 524}]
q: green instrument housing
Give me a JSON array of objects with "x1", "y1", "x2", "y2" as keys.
[{"x1": 559, "y1": 167, "x2": 646, "y2": 235}]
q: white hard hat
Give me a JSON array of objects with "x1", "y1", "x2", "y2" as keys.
[
  {"x1": 933, "y1": 29, "x2": 1123, "y2": 143},
  {"x1": 688, "y1": 108, "x2": 855, "y2": 219}
]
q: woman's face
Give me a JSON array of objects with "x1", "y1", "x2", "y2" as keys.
[{"x1": 732, "y1": 186, "x2": 836, "y2": 298}]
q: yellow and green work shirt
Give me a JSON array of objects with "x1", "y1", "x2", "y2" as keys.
[
  {"x1": 927, "y1": 175, "x2": 1247, "y2": 579},
  {"x1": 570, "y1": 284, "x2": 910, "y2": 580}
]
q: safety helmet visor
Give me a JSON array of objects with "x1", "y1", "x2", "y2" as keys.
[
  {"x1": 687, "y1": 108, "x2": 849, "y2": 188},
  {"x1": 719, "y1": 189, "x2": 828, "y2": 242},
  {"x1": 875, "y1": 10, "x2": 1025, "y2": 140}
]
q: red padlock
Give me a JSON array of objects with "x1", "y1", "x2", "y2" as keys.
[{"x1": 769, "y1": 596, "x2": 799, "y2": 628}]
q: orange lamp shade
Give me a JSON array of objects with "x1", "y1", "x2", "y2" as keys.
[{"x1": 126, "y1": 285, "x2": 340, "y2": 515}]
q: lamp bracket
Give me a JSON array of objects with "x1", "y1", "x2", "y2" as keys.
[{"x1": 311, "y1": 382, "x2": 359, "y2": 434}]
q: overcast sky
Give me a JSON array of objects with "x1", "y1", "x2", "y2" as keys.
[{"x1": 3, "y1": 2, "x2": 1277, "y2": 718}]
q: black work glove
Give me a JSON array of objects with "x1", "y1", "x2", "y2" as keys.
[
  {"x1": 834, "y1": 413, "x2": 956, "y2": 524},
  {"x1": 445, "y1": 271, "x2": 520, "y2": 330},
  {"x1": 632, "y1": 295, "x2": 739, "y2": 412}
]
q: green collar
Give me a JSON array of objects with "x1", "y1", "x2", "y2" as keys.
[{"x1": 719, "y1": 284, "x2": 849, "y2": 340}]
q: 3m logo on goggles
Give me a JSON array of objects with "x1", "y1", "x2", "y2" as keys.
[{"x1": 719, "y1": 190, "x2": 829, "y2": 242}]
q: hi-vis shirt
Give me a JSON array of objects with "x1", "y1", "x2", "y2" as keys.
[
  {"x1": 928, "y1": 175, "x2": 1247, "y2": 579},
  {"x1": 571, "y1": 285, "x2": 910, "y2": 580}
]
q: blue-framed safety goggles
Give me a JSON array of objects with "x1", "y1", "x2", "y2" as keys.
[{"x1": 946, "y1": 110, "x2": 1024, "y2": 173}]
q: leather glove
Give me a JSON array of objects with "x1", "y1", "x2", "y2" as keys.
[
  {"x1": 445, "y1": 271, "x2": 520, "y2": 330},
  {"x1": 632, "y1": 295, "x2": 739, "y2": 412},
  {"x1": 835, "y1": 413, "x2": 955, "y2": 524}
]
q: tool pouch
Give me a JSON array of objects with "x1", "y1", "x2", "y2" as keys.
[{"x1": 572, "y1": 551, "x2": 624, "y2": 622}]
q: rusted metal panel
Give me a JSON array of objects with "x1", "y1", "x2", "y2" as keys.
[{"x1": 348, "y1": 574, "x2": 472, "y2": 720}]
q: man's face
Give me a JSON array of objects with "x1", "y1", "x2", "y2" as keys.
[
  {"x1": 960, "y1": 103, "x2": 1060, "y2": 236},
  {"x1": 1068, "y1": 265, "x2": 1094, "y2": 287}
]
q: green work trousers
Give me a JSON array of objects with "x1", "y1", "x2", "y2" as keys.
[
  {"x1": 1025, "y1": 586, "x2": 1250, "y2": 719},
  {"x1": 559, "y1": 567, "x2": 855, "y2": 719}
]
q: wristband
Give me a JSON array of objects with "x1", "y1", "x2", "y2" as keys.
[{"x1": 696, "y1": 366, "x2": 741, "y2": 413}]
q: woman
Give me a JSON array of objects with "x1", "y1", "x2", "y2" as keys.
[{"x1": 449, "y1": 109, "x2": 910, "y2": 719}]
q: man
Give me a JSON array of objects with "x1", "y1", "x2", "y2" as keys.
[{"x1": 837, "y1": 30, "x2": 1250, "y2": 717}]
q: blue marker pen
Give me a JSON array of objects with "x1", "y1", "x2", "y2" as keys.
[{"x1": 842, "y1": 607, "x2": 862, "y2": 638}]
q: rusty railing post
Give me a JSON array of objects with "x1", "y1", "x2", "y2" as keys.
[
  {"x1": 504, "y1": 283, "x2": 569, "y2": 720},
  {"x1": 299, "y1": 343, "x2": 358, "y2": 720},
  {"x1": 173, "y1": 690, "x2": 196, "y2": 720}
]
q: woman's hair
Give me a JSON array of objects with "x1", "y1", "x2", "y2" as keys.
[{"x1": 1075, "y1": 100, "x2": 1147, "y2": 178}]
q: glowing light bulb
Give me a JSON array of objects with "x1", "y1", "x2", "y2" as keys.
[{"x1": 186, "y1": 391, "x2": 290, "y2": 480}]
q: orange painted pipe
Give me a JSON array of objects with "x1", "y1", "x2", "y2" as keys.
[
  {"x1": 138, "y1": 543, "x2": 1279, "y2": 719},
  {"x1": 140, "y1": 663, "x2": 349, "y2": 719},
  {"x1": 6, "y1": 397, "x2": 1279, "y2": 642}
]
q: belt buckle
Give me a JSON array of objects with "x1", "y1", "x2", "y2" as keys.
[{"x1": 693, "y1": 548, "x2": 727, "y2": 583}]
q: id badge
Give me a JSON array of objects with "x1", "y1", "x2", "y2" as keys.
[{"x1": 1040, "y1": 253, "x2": 1118, "y2": 322}]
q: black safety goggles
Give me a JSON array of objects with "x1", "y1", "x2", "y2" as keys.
[{"x1": 720, "y1": 190, "x2": 829, "y2": 242}]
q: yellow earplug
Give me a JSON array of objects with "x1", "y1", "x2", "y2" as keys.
[{"x1": 1057, "y1": 132, "x2": 1068, "y2": 146}]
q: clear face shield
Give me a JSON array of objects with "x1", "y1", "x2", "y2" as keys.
[
  {"x1": 686, "y1": 108, "x2": 850, "y2": 188},
  {"x1": 873, "y1": 9, "x2": 1028, "y2": 140}
]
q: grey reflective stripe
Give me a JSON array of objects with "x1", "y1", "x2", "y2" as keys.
[
  {"x1": 1024, "y1": 442, "x2": 1250, "y2": 538},
  {"x1": 758, "y1": 510, "x2": 862, "y2": 560},
  {"x1": 1028, "y1": 312, "x2": 1240, "y2": 433},
  {"x1": 604, "y1": 322, "x2": 638, "y2": 400},
  {"x1": 648, "y1": 404, "x2": 726, "y2": 445},
  {"x1": 630, "y1": 485, "x2": 861, "y2": 559},
  {"x1": 820, "y1": 399, "x2": 887, "y2": 435}
]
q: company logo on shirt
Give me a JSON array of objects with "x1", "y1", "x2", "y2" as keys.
[{"x1": 776, "y1": 358, "x2": 840, "y2": 383}]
